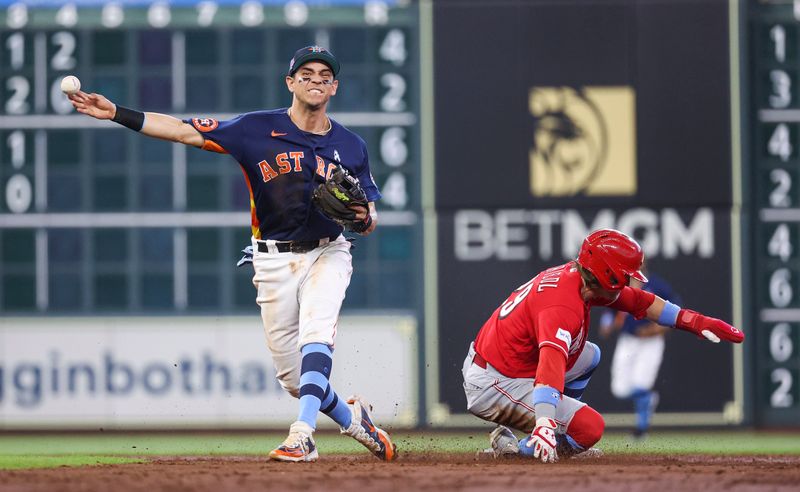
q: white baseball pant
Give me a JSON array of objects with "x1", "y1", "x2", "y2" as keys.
[
  {"x1": 251, "y1": 235, "x2": 353, "y2": 398},
  {"x1": 462, "y1": 342, "x2": 598, "y2": 434},
  {"x1": 610, "y1": 332, "x2": 665, "y2": 398}
]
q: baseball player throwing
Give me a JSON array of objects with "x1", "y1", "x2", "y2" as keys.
[
  {"x1": 463, "y1": 229, "x2": 744, "y2": 462},
  {"x1": 68, "y1": 46, "x2": 396, "y2": 462}
]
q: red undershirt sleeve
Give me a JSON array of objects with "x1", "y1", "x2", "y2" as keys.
[
  {"x1": 609, "y1": 286, "x2": 655, "y2": 320},
  {"x1": 535, "y1": 346, "x2": 567, "y2": 392}
]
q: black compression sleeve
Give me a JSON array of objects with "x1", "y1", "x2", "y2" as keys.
[{"x1": 111, "y1": 105, "x2": 145, "y2": 132}]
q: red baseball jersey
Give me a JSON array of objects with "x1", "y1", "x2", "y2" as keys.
[{"x1": 474, "y1": 262, "x2": 597, "y2": 379}]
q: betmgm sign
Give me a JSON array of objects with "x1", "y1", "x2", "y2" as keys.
[{"x1": 453, "y1": 85, "x2": 714, "y2": 263}]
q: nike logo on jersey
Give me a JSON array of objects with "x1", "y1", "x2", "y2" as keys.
[{"x1": 271, "y1": 130, "x2": 288, "y2": 137}]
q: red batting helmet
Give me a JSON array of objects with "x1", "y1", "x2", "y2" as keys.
[{"x1": 576, "y1": 229, "x2": 648, "y2": 291}]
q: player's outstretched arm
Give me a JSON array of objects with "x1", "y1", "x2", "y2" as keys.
[
  {"x1": 643, "y1": 293, "x2": 744, "y2": 344},
  {"x1": 68, "y1": 90, "x2": 115, "y2": 119},
  {"x1": 139, "y1": 112, "x2": 205, "y2": 147},
  {"x1": 68, "y1": 91, "x2": 204, "y2": 147},
  {"x1": 611, "y1": 288, "x2": 744, "y2": 344}
]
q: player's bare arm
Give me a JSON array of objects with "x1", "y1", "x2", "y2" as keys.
[{"x1": 68, "y1": 90, "x2": 204, "y2": 147}]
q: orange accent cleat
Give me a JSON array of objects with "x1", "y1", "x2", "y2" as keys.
[
  {"x1": 269, "y1": 421, "x2": 318, "y2": 462},
  {"x1": 340, "y1": 395, "x2": 397, "y2": 461}
]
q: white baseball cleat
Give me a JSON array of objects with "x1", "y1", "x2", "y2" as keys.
[
  {"x1": 268, "y1": 421, "x2": 319, "y2": 462},
  {"x1": 341, "y1": 395, "x2": 397, "y2": 461},
  {"x1": 489, "y1": 425, "x2": 520, "y2": 457}
]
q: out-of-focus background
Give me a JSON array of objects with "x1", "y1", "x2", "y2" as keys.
[{"x1": 0, "y1": 0, "x2": 796, "y2": 433}]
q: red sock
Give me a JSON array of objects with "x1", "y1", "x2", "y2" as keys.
[{"x1": 567, "y1": 406, "x2": 605, "y2": 449}]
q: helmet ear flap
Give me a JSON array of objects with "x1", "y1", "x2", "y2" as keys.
[{"x1": 606, "y1": 269, "x2": 619, "y2": 288}]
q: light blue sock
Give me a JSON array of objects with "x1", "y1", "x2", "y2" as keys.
[
  {"x1": 630, "y1": 388, "x2": 652, "y2": 432},
  {"x1": 297, "y1": 343, "x2": 333, "y2": 429},
  {"x1": 320, "y1": 386, "x2": 353, "y2": 429},
  {"x1": 518, "y1": 434, "x2": 583, "y2": 458},
  {"x1": 518, "y1": 436, "x2": 535, "y2": 457}
]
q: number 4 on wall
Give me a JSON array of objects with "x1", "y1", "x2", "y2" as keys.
[
  {"x1": 381, "y1": 172, "x2": 407, "y2": 209},
  {"x1": 768, "y1": 123, "x2": 793, "y2": 162}
]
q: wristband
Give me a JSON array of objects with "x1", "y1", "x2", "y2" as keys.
[
  {"x1": 351, "y1": 213, "x2": 373, "y2": 234},
  {"x1": 112, "y1": 105, "x2": 145, "y2": 132},
  {"x1": 532, "y1": 385, "x2": 561, "y2": 420},
  {"x1": 532, "y1": 385, "x2": 560, "y2": 407},
  {"x1": 658, "y1": 301, "x2": 681, "y2": 327}
]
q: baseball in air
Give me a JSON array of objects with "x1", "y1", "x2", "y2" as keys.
[{"x1": 60, "y1": 75, "x2": 81, "y2": 95}]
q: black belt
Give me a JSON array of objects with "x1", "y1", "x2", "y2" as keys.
[{"x1": 257, "y1": 235, "x2": 338, "y2": 254}]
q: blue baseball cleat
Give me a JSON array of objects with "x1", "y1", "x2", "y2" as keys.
[{"x1": 341, "y1": 395, "x2": 397, "y2": 461}]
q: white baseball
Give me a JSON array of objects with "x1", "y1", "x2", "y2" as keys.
[{"x1": 60, "y1": 75, "x2": 81, "y2": 95}]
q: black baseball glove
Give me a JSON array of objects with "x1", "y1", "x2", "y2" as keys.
[{"x1": 312, "y1": 165, "x2": 373, "y2": 233}]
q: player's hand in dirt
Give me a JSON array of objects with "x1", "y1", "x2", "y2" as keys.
[
  {"x1": 527, "y1": 417, "x2": 558, "y2": 463},
  {"x1": 69, "y1": 91, "x2": 116, "y2": 120},
  {"x1": 675, "y1": 309, "x2": 744, "y2": 344}
]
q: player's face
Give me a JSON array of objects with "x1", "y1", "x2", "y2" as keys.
[
  {"x1": 286, "y1": 62, "x2": 339, "y2": 110},
  {"x1": 584, "y1": 286, "x2": 621, "y2": 304},
  {"x1": 579, "y1": 274, "x2": 624, "y2": 304}
]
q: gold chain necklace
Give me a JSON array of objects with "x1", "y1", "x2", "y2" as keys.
[{"x1": 288, "y1": 108, "x2": 332, "y2": 135}]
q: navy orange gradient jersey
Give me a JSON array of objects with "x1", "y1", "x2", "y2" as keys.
[
  {"x1": 184, "y1": 109, "x2": 381, "y2": 241},
  {"x1": 474, "y1": 262, "x2": 593, "y2": 379}
]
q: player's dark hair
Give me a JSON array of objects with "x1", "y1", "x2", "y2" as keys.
[{"x1": 576, "y1": 262, "x2": 602, "y2": 289}]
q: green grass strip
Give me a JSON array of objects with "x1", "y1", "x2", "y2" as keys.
[
  {"x1": 0, "y1": 455, "x2": 141, "y2": 470},
  {"x1": 598, "y1": 432, "x2": 800, "y2": 455},
  {"x1": 0, "y1": 431, "x2": 798, "y2": 470}
]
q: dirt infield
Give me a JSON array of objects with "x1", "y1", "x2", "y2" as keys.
[{"x1": 2, "y1": 454, "x2": 799, "y2": 492}]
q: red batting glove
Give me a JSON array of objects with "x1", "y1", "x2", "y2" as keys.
[{"x1": 675, "y1": 309, "x2": 745, "y2": 344}]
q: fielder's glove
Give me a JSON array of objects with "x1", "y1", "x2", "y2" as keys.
[
  {"x1": 675, "y1": 309, "x2": 745, "y2": 344},
  {"x1": 527, "y1": 417, "x2": 559, "y2": 463},
  {"x1": 312, "y1": 165, "x2": 372, "y2": 234}
]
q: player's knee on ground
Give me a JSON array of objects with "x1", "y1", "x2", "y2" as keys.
[{"x1": 567, "y1": 406, "x2": 605, "y2": 449}]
